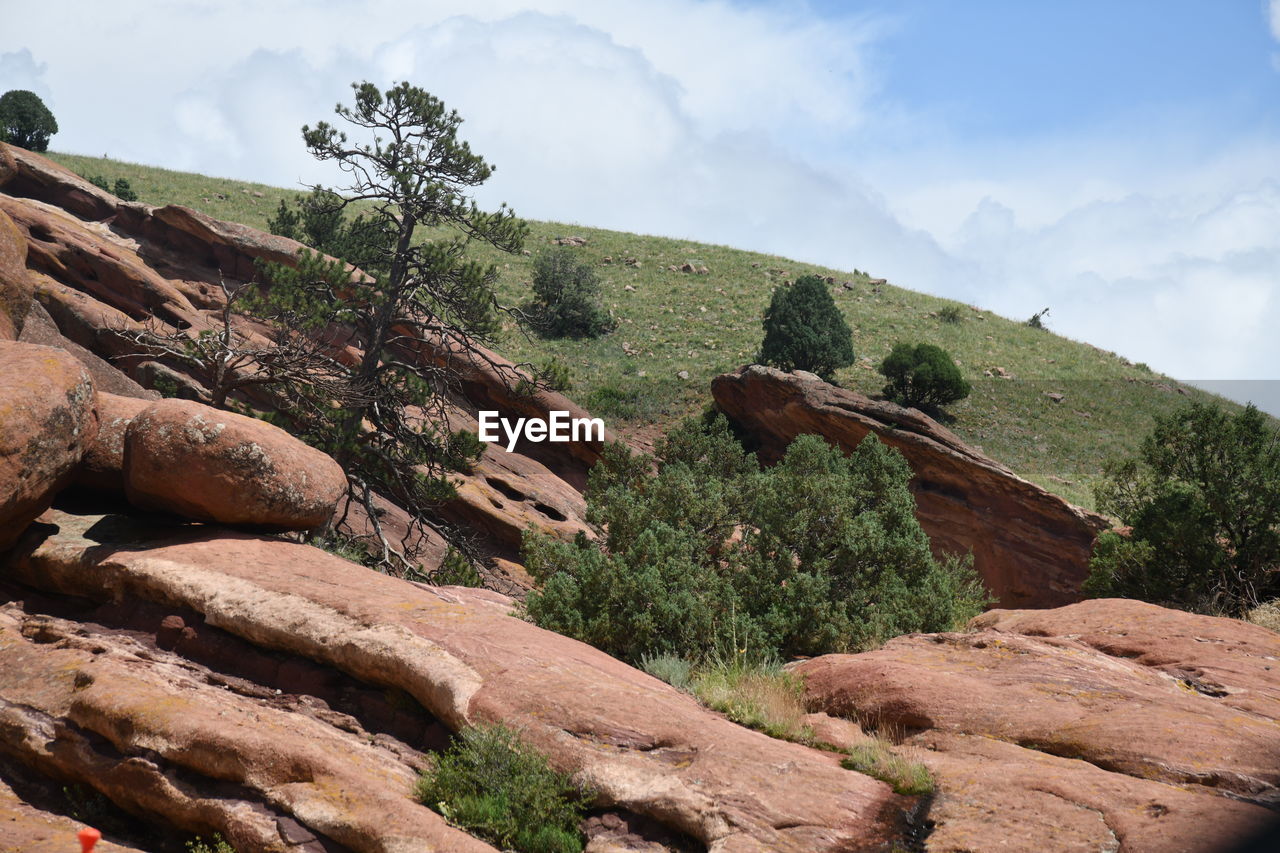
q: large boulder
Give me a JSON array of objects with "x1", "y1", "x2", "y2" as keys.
[
  {"x1": 712, "y1": 365, "x2": 1109, "y2": 607},
  {"x1": 794, "y1": 598, "x2": 1280, "y2": 851},
  {"x1": 0, "y1": 341, "x2": 97, "y2": 550},
  {"x1": 123, "y1": 399, "x2": 346, "y2": 530},
  {"x1": 0, "y1": 207, "x2": 31, "y2": 339}
]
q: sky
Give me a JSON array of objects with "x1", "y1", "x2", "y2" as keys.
[{"x1": 3, "y1": 0, "x2": 1279, "y2": 409}]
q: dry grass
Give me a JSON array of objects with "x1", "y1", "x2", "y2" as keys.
[{"x1": 1245, "y1": 600, "x2": 1280, "y2": 633}]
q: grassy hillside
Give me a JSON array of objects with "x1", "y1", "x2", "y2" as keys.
[{"x1": 47, "y1": 152, "x2": 1235, "y2": 510}]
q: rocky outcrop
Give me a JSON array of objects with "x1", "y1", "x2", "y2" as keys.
[
  {"x1": 3, "y1": 507, "x2": 908, "y2": 852},
  {"x1": 0, "y1": 341, "x2": 97, "y2": 550},
  {"x1": 0, "y1": 145, "x2": 607, "y2": 572},
  {"x1": 795, "y1": 598, "x2": 1280, "y2": 852},
  {"x1": 0, "y1": 208, "x2": 32, "y2": 340},
  {"x1": 711, "y1": 365, "x2": 1108, "y2": 607},
  {"x1": 124, "y1": 399, "x2": 347, "y2": 530}
]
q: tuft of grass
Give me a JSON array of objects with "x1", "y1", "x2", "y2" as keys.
[
  {"x1": 414, "y1": 724, "x2": 591, "y2": 853},
  {"x1": 937, "y1": 304, "x2": 963, "y2": 324},
  {"x1": 1246, "y1": 600, "x2": 1280, "y2": 633},
  {"x1": 42, "y1": 152, "x2": 1268, "y2": 511},
  {"x1": 840, "y1": 742, "x2": 934, "y2": 796},
  {"x1": 643, "y1": 655, "x2": 814, "y2": 744}
]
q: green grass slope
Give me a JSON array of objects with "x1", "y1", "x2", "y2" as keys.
[{"x1": 47, "y1": 152, "x2": 1237, "y2": 510}]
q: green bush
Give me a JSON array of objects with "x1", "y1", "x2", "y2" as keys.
[
  {"x1": 83, "y1": 174, "x2": 138, "y2": 202},
  {"x1": 759, "y1": 274, "x2": 855, "y2": 380},
  {"x1": 0, "y1": 89, "x2": 57, "y2": 151},
  {"x1": 879, "y1": 342, "x2": 971, "y2": 410},
  {"x1": 1086, "y1": 401, "x2": 1280, "y2": 615},
  {"x1": 113, "y1": 178, "x2": 138, "y2": 202},
  {"x1": 186, "y1": 836, "x2": 235, "y2": 853},
  {"x1": 1027, "y1": 307, "x2": 1050, "y2": 329},
  {"x1": 527, "y1": 247, "x2": 614, "y2": 339},
  {"x1": 937, "y1": 305, "x2": 963, "y2": 324},
  {"x1": 415, "y1": 724, "x2": 590, "y2": 853},
  {"x1": 524, "y1": 416, "x2": 988, "y2": 663}
]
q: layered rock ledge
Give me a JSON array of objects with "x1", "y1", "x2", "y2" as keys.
[{"x1": 3, "y1": 508, "x2": 908, "y2": 852}]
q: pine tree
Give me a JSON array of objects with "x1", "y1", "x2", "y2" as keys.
[{"x1": 759, "y1": 274, "x2": 854, "y2": 381}]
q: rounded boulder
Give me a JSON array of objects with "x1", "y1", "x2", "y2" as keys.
[
  {"x1": 0, "y1": 341, "x2": 98, "y2": 549},
  {"x1": 124, "y1": 399, "x2": 345, "y2": 530}
]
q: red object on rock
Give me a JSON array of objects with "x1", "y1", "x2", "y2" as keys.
[{"x1": 78, "y1": 826, "x2": 101, "y2": 852}]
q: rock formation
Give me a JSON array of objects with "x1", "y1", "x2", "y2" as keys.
[
  {"x1": 712, "y1": 365, "x2": 1109, "y2": 607},
  {"x1": 2, "y1": 507, "x2": 907, "y2": 851},
  {"x1": 0, "y1": 341, "x2": 98, "y2": 550},
  {"x1": 0, "y1": 143, "x2": 606, "y2": 572},
  {"x1": 123, "y1": 399, "x2": 347, "y2": 530},
  {"x1": 795, "y1": 598, "x2": 1280, "y2": 852}
]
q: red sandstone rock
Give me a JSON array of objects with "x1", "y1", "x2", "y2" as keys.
[
  {"x1": 0, "y1": 604, "x2": 496, "y2": 852},
  {"x1": 0, "y1": 208, "x2": 31, "y2": 340},
  {"x1": 794, "y1": 598, "x2": 1280, "y2": 851},
  {"x1": 17, "y1": 301, "x2": 157, "y2": 400},
  {"x1": 0, "y1": 341, "x2": 97, "y2": 549},
  {"x1": 0, "y1": 776, "x2": 146, "y2": 853},
  {"x1": 0, "y1": 194, "x2": 199, "y2": 329},
  {"x1": 77, "y1": 392, "x2": 152, "y2": 492},
  {"x1": 712, "y1": 365, "x2": 1108, "y2": 607},
  {"x1": 8, "y1": 508, "x2": 908, "y2": 852},
  {"x1": 0, "y1": 143, "x2": 121, "y2": 221},
  {"x1": 123, "y1": 399, "x2": 346, "y2": 530}
]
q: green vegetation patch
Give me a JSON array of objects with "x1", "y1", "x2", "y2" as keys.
[{"x1": 415, "y1": 724, "x2": 592, "y2": 853}]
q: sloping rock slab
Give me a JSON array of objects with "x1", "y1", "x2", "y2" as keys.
[
  {"x1": 0, "y1": 776, "x2": 147, "y2": 853},
  {"x1": 794, "y1": 599, "x2": 1280, "y2": 851},
  {"x1": 0, "y1": 602, "x2": 493, "y2": 852},
  {"x1": 8, "y1": 508, "x2": 908, "y2": 852},
  {"x1": 711, "y1": 365, "x2": 1108, "y2": 607}
]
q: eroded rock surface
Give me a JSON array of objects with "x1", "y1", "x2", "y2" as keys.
[
  {"x1": 0, "y1": 207, "x2": 31, "y2": 340},
  {"x1": 124, "y1": 399, "x2": 347, "y2": 530},
  {"x1": 712, "y1": 365, "x2": 1108, "y2": 607},
  {"x1": 5, "y1": 508, "x2": 909, "y2": 852},
  {"x1": 0, "y1": 341, "x2": 97, "y2": 550},
  {"x1": 795, "y1": 598, "x2": 1280, "y2": 851}
]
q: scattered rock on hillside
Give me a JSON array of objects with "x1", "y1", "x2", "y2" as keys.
[
  {"x1": 0, "y1": 341, "x2": 97, "y2": 550},
  {"x1": 553, "y1": 235, "x2": 587, "y2": 246},
  {"x1": 795, "y1": 598, "x2": 1280, "y2": 852},
  {"x1": 0, "y1": 208, "x2": 32, "y2": 340},
  {"x1": 712, "y1": 365, "x2": 1108, "y2": 607},
  {"x1": 123, "y1": 399, "x2": 346, "y2": 530},
  {"x1": 1045, "y1": 391, "x2": 1065, "y2": 403}
]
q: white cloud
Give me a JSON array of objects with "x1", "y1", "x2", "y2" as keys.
[{"x1": 2, "y1": 1, "x2": 1278, "y2": 395}]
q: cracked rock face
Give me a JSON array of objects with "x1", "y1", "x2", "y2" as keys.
[
  {"x1": 123, "y1": 398, "x2": 346, "y2": 531},
  {"x1": 711, "y1": 365, "x2": 1110, "y2": 607},
  {"x1": 794, "y1": 598, "x2": 1280, "y2": 852}
]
